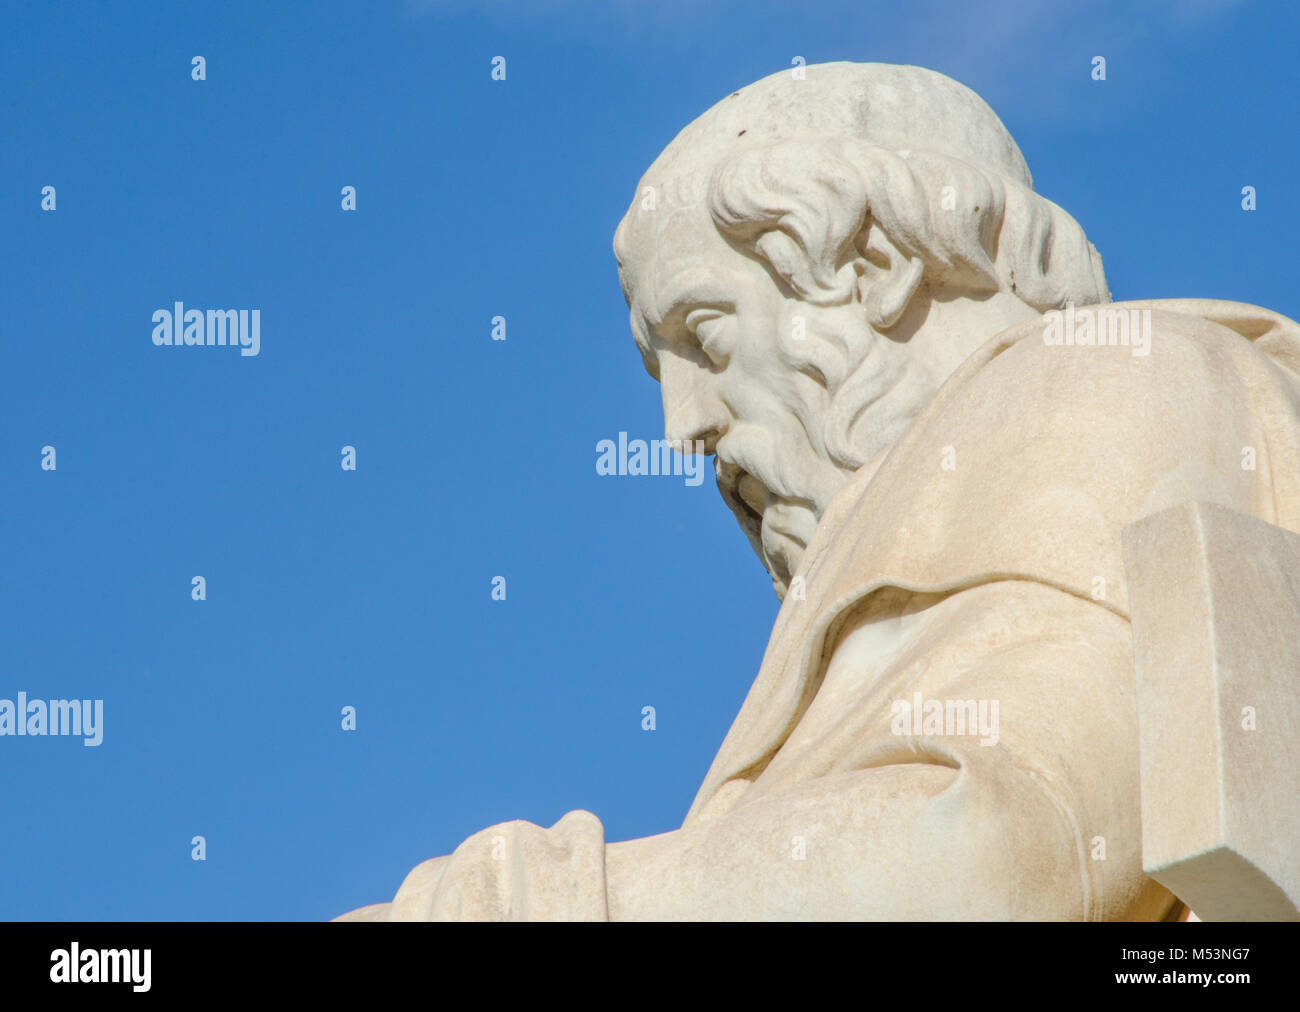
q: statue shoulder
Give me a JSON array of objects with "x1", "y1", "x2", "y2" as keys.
[
  {"x1": 948, "y1": 300, "x2": 1300, "y2": 437},
  {"x1": 983, "y1": 298, "x2": 1300, "y2": 393}
]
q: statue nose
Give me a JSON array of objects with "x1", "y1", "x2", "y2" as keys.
[{"x1": 660, "y1": 355, "x2": 729, "y2": 455}]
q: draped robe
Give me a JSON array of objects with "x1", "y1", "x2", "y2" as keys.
[{"x1": 338, "y1": 299, "x2": 1300, "y2": 921}]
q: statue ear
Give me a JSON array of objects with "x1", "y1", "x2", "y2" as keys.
[{"x1": 853, "y1": 222, "x2": 924, "y2": 329}]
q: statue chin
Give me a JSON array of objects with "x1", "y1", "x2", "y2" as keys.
[{"x1": 760, "y1": 501, "x2": 819, "y2": 599}]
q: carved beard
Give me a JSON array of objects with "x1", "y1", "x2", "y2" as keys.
[
  {"x1": 713, "y1": 313, "x2": 926, "y2": 599},
  {"x1": 714, "y1": 387, "x2": 852, "y2": 598},
  {"x1": 714, "y1": 430, "x2": 826, "y2": 599}
]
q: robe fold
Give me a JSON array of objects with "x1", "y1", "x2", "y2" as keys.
[{"x1": 688, "y1": 299, "x2": 1300, "y2": 829}]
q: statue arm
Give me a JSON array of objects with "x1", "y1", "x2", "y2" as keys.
[
  {"x1": 341, "y1": 586, "x2": 1177, "y2": 921},
  {"x1": 606, "y1": 757, "x2": 1093, "y2": 919},
  {"x1": 605, "y1": 586, "x2": 1174, "y2": 921}
]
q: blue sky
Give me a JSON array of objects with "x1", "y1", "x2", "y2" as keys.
[{"x1": 1, "y1": 0, "x2": 1295, "y2": 920}]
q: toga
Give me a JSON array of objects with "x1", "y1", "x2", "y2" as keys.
[{"x1": 340, "y1": 298, "x2": 1300, "y2": 921}]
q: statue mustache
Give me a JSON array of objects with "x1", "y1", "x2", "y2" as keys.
[{"x1": 715, "y1": 422, "x2": 819, "y2": 507}]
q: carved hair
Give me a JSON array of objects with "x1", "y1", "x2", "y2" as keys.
[
  {"x1": 700, "y1": 138, "x2": 1110, "y2": 470},
  {"x1": 706, "y1": 137, "x2": 1109, "y2": 313}
]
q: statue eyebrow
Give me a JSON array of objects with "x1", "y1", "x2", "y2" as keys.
[{"x1": 649, "y1": 276, "x2": 734, "y2": 330}]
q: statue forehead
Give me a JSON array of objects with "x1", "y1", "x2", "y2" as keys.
[{"x1": 619, "y1": 196, "x2": 753, "y2": 324}]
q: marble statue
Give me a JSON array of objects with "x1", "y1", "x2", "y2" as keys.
[{"x1": 337, "y1": 62, "x2": 1300, "y2": 921}]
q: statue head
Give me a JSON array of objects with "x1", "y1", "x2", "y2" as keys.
[{"x1": 613, "y1": 62, "x2": 1110, "y2": 598}]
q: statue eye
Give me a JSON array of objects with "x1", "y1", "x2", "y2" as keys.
[{"x1": 684, "y1": 308, "x2": 733, "y2": 365}]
